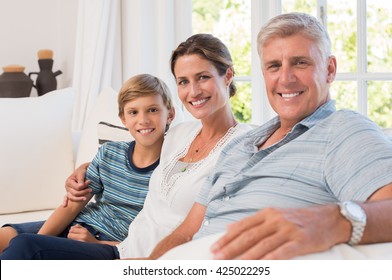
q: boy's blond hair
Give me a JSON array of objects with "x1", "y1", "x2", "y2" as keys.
[{"x1": 118, "y1": 74, "x2": 174, "y2": 117}]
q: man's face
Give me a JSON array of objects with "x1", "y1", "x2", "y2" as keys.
[{"x1": 261, "y1": 34, "x2": 336, "y2": 126}]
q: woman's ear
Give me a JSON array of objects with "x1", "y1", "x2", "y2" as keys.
[{"x1": 225, "y1": 67, "x2": 234, "y2": 86}]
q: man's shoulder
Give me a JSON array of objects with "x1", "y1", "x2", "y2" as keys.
[{"x1": 328, "y1": 109, "x2": 374, "y2": 128}]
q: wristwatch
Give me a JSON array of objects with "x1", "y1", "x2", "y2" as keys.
[{"x1": 338, "y1": 201, "x2": 367, "y2": 245}]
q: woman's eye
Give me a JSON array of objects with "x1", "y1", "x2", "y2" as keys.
[
  {"x1": 199, "y1": 75, "x2": 210, "y2": 80},
  {"x1": 178, "y1": 79, "x2": 188, "y2": 86}
]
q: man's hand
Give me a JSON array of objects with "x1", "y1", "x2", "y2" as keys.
[
  {"x1": 211, "y1": 205, "x2": 350, "y2": 260},
  {"x1": 67, "y1": 224, "x2": 99, "y2": 243},
  {"x1": 62, "y1": 162, "x2": 92, "y2": 207}
]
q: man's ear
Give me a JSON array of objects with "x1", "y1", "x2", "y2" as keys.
[{"x1": 327, "y1": 56, "x2": 337, "y2": 83}]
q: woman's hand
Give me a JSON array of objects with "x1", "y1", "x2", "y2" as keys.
[{"x1": 62, "y1": 162, "x2": 92, "y2": 207}]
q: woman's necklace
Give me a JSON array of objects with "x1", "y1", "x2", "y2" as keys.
[{"x1": 180, "y1": 131, "x2": 226, "y2": 172}]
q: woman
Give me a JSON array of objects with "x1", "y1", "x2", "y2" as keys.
[{"x1": 0, "y1": 34, "x2": 252, "y2": 260}]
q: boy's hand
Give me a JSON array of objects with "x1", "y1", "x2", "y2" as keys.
[{"x1": 67, "y1": 224, "x2": 98, "y2": 243}]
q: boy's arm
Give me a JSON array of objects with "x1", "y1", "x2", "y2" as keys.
[
  {"x1": 38, "y1": 192, "x2": 94, "y2": 236},
  {"x1": 146, "y1": 202, "x2": 206, "y2": 259}
]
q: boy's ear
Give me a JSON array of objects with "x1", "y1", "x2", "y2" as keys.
[
  {"x1": 167, "y1": 108, "x2": 176, "y2": 125},
  {"x1": 119, "y1": 114, "x2": 126, "y2": 126}
]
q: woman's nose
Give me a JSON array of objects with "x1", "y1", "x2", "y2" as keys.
[{"x1": 189, "y1": 82, "x2": 202, "y2": 97}]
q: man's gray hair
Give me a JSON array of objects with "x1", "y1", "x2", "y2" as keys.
[{"x1": 257, "y1": 12, "x2": 332, "y2": 65}]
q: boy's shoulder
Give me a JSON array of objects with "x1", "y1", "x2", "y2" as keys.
[{"x1": 99, "y1": 140, "x2": 132, "y2": 152}]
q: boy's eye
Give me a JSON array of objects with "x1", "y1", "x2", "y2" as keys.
[
  {"x1": 148, "y1": 108, "x2": 159, "y2": 113},
  {"x1": 128, "y1": 110, "x2": 137, "y2": 115}
]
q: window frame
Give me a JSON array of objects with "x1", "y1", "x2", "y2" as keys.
[{"x1": 250, "y1": 0, "x2": 392, "y2": 125}]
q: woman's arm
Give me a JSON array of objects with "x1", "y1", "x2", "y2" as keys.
[
  {"x1": 39, "y1": 192, "x2": 94, "y2": 236},
  {"x1": 146, "y1": 203, "x2": 206, "y2": 260}
]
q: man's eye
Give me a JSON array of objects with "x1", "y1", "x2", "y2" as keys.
[
  {"x1": 294, "y1": 59, "x2": 310, "y2": 68},
  {"x1": 266, "y1": 64, "x2": 280, "y2": 71}
]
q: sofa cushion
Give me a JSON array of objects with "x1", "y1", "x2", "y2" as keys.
[
  {"x1": 0, "y1": 88, "x2": 75, "y2": 214},
  {"x1": 75, "y1": 87, "x2": 133, "y2": 167}
]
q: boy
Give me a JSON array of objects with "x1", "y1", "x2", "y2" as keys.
[{"x1": 0, "y1": 74, "x2": 175, "y2": 251}]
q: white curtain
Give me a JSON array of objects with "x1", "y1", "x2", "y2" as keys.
[
  {"x1": 72, "y1": 0, "x2": 122, "y2": 131},
  {"x1": 121, "y1": 0, "x2": 191, "y2": 124},
  {"x1": 72, "y1": 0, "x2": 191, "y2": 131}
]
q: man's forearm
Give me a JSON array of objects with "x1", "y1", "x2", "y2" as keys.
[{"x1": 148, "y1": 231, "x2": 193, "y2": 259}]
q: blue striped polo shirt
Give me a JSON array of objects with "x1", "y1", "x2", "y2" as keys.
[
  {"x1": 75, "y1": 141, "x2": 158, "y2": 241},
  {"x1": 194, "y1": 100, "x2": 392, "y2": 239}
]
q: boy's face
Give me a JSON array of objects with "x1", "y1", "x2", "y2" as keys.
[{"x1": 120, "y1": 95, "x2": 173, "y2": 149}]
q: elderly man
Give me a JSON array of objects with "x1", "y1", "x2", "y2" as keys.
[{"x1": 147, "y1": 12, "x2": 392, "y2": 260}]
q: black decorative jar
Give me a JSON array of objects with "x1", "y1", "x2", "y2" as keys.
[
  {"x1": 0, "y1": 65, "x2": 33, "y2": 98},
  {"x1": 29, "y1": 49, "x2": 62, "y2": 96}
]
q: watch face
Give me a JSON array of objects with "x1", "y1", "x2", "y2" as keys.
[{"x1": 346, "y1": 202, "x2": 366, "y2": 220}]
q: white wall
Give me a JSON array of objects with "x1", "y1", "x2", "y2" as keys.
[{"x1": 0, "y1": 0, "x2": 78, "y2": 96}]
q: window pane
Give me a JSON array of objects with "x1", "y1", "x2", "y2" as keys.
[
  {"x1": 368, "y1": 81, "x2": 392, "y2": 128},
  {"x1": 282, "y1": 0, "x2": 316, "y2": 15},
  {"x1": 192, "y1": 0, "x2": 251, "y2": 123},
  {"x1": 192, "y1": 0, "x2": 251, "y2": 77},
  {"x1": 230, "y1": 81, "x2": 252, "y2": 123},
  {"x1": 328, "y1": 0, "x2": 357, "y2": 73},
  {"x1": 330, "y1": 81, "x2": 357, "y2": 111},
  {"x1": 367, "y1": 1, "x2": 392, "y2": 72}
]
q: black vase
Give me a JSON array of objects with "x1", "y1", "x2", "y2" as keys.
[
  {"x1": 29, "y1": 59, "x2": 62, "y2": 96},
  {"x1": 0, "y1": 70, "x2": 33, "y2": 98}
]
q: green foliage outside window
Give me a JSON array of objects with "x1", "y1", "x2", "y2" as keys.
[
  {"x1": 193, "y1": 0, "x2": 392, "y2": 127},
  {"x1": 193, "y1": 0, "x2": 252, "y2": 123}
]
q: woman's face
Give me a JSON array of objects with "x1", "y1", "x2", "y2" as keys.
[{"x1": 173, "y1": 54, "x2": 232, "y2": 120}]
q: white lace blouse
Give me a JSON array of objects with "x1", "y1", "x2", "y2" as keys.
[{"x1": 116, "y1": 121, "x2": 252, "y2": 258}]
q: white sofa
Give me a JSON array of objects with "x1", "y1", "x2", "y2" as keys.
[
  {"x1": 1, "y1": 88, "x2": 391, "y2": 259},
  {"x1": 0, "y1": 87, "x2": 132, "y2": 225}
]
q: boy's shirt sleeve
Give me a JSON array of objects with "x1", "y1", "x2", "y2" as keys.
[{"x1": 85, "y1": 144, "x2": 106, "y2": 195}]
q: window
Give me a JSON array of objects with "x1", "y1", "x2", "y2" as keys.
[
  {"x1": 192, "y1": 0, "x2": 252, "y2": 123},
  {"x1": 192, "y1": 0, "x2": 392, "y2": 128}
]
